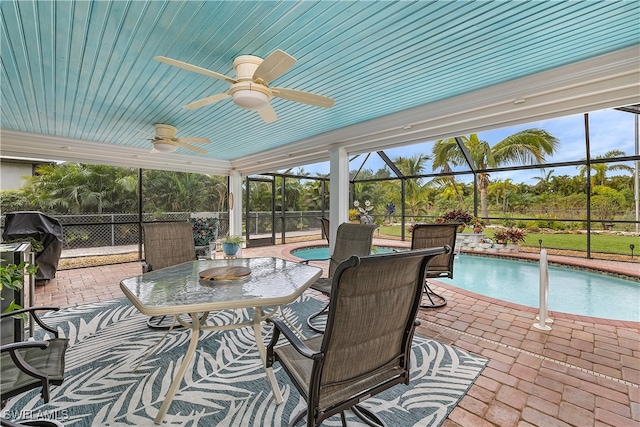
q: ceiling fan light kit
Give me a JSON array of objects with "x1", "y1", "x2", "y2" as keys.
[
  {"x1": 230, "y1": 82, "x2": 271, "y2": 110},
  {"x1": 152, "y1": 142, "x2": 178, "y2": 153}
]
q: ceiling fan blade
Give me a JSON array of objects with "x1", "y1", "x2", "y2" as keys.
[
  {"x1": 178, "y1": 137, "x2": 210, "y2": 144},
  {"x1": 183, "y1": 93, "x2": 230, "y2": 110},
  {"x1": 155, "y1": 56, "x2": 237, "y2": 84},
  {"x1": 177, "y1": 142, "x2": 207, "y2": 154},
  {"x1": 272, "y1": 87, "x2": 334, "y2": 108},
  {"x1": 257, "y1": 104, "x2": 278, "y2": 123},
  {"x1": 253, "y1": 50, "x2": 296, "y2": 84}
]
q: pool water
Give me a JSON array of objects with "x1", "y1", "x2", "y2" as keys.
[
  {"x1": 291, "y1": 246, "x2": 639, "y2": 322},
  {"x1": 292, "y1": 246, "x2": 396, "y2": 260},
  {"x1": 440, "y1": 256, "x2": 639, "y2": 322}
]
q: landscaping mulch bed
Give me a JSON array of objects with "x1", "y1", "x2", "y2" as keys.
[{"x1": 58, "y1": 253, "x2": 139, "y2": 270}]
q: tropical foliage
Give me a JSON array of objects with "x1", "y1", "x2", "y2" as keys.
[
  {"x1": 1, "y1": 164, "x2": 229, "y2": 214},
  {"x1": 505, "y1": 228, "x2": 527, "y2": 244},
  {"x1": 0, "y1": 127, "x2": 635, "y2": 240},
  {"x1": 0, "y1": 261, "x2": 38, "y2": 314},
  {"x1": 431, "y1": 130, "x2": 560, "y2": 221}
]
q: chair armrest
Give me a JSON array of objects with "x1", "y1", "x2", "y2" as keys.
[
  {"x1": 0, "y1": 306, "x2": 59, "y2": 320},
  {"x1": 1, "y1": 340, "x2": 50, "y2": 381},
  {"x1": 0, "y1": 306, "x2": 60, "y2": 337},
  {"x1": 299, "y1": 256, "x2": 331, "y2": 267},
  {"x1": 267, "y1": 317, "x2": 319, "y2": 360},
  {"x1": 1, "y1": 340, "x2": 49, "y2": 353}
]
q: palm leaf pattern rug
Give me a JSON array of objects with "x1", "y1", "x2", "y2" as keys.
[{"x1": 3, "y1": 296, "x2": 487, "y2": 426}]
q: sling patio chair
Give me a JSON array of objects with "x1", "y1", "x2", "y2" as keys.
[
  {"x1": 316, "y1": 217, "x2": 330, "y2": 244},
  {"x1": 410, "y1": 223, "x2": 459, "y2": 308},
  {"x1": 1, "y1": 306, "x2": 68, "y2": 427},
  {"x1": 266, "y1": 246, "x2": 450, "y2": 427},
  {"x1": 141, "y1": 222, "x2": 197, "y2": 329},
  {"x1": 302, "y1": 222, "x2": 378, "y2": 333}
]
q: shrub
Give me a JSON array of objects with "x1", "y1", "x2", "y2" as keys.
[
  {"x1": 535, "y1": 213, "x2": 557, "y2": 229},
  {"x1": 439, "y1": 209, "x2": 472, "y2": 224},
  {"x1": 506, "y1": 227, "x2": 527, "y2": 244},
  {"x1": 502, "y1": 216, "x2": 516, "y2": 228},
  {"x1": 436, "y1": 209, "x2": 484, "y2": 232}
]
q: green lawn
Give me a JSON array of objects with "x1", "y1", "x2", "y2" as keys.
[{"x1": 378, "y1": 225, "x2": 639, "y2": 256}]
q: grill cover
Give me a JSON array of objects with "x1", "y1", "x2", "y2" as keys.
[{"x1": 2, "y1": 211, "x2": 63, "y2": 283}]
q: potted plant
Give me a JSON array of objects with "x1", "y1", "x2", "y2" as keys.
[
  {"x1": 1, "y1": 261, "x2": 36, "y2": 315},
  {"x1": 493, "y1": 230, "x2": 508, "y2": 245},
  {"x1": 221, "y1": 235, "x2": 245, "y2": 256},
  {"x1": 471, "y1": 218, "x2": 485, "y2": 234},
  {"x1": 505, "y1": 228, "x2": 526, "y2": 252}
]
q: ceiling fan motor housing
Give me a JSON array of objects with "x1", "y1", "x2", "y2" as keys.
[
  {"x1": 154, "y1": 124, "x2": 177, "y2": 139},
  {"x1": 230, "y1": 55, "x2": 272, "y2": 110}
]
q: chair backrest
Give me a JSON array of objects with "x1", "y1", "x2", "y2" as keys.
[
  {"x1": 410, "y1": 223, "x2": 458, "y2": 279},
  {"x1": 316, "y1": 217, "x2": 330, "y2": 244},
  {"x1": 328, "y1": 223, "x2": 378, "y2": 278},
  {"x1": 314, "y1": 247, "x2": 449, "y2": 413},
  {"x1": 142, "y1": 222, "x2": 196, "y2": 271}
]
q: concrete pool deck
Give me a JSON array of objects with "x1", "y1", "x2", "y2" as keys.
[{"x1": 33, "y1": 239, "x2": 639, "y2": 426}]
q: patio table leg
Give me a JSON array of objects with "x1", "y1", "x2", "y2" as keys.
[
  {"x1": 154, "y1": 312, "x2": 201, "y2": 424},
  {"x1": 254, "y1": 307, "x2": 284, "y2": 404}
]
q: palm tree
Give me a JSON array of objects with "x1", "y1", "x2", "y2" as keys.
[
  {"x1": 393, "y1": 154, "x2": 430, "y2": 218},
  {"x1": 578, "y1": 150, "x2": 634, "y2": 186},
  {"x1": 25, "y1": 163, "x2": 137, "y2": 214},
  {"x1": 432, "y1": 130, "x2": 559, "y2": 220},
  {"x1": 488, "y1": 178, "x2": 519, "y2": 213},
  {"x1": 532, "y1": 169, "x2": 554, "y2": 194},
  {"x1": 302, "y1": 179, "x2": 329, "y2": 211}
]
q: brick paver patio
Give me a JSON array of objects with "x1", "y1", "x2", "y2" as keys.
[{"x1": 33, "y1": 240, "x2": 639, "y2": 427}]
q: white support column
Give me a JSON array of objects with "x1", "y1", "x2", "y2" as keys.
[
  {"x1": 229, "y1": 171, "x2": 243, "y2": 237},
  {"x1": 329, "y1": 147, "x2": 349, "y2": 254}
]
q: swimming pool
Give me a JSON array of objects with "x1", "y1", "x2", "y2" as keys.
[
  {"x1": 291, "y1": 246, "x2": 639, "y2": 322},
  {"x1": 440, "y1": 255, "x2": 639, "y2": 322},
  {"x1": 291, "y1": 246, "x2": 397, "y2": 260}
]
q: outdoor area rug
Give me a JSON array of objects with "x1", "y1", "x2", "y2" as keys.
[{"x1": 3, "y1": 296, "x2": 487, "y2": 427}]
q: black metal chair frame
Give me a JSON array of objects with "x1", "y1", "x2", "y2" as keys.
[{"x1": 1, "y1": 306, "x2": 67, "y2": 426}]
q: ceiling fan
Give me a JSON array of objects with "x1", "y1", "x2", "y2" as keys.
[
  {"x1": 154, "y1": 50, "x2": 334, "y2": 123},
  {"x1": 149, "y1": 124, "x2": 209, "y2": 154}
]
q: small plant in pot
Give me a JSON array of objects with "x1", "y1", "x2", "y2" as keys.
[
  {"x1": 493, "y1": 230, "x2": 508, "y2": 245},
  {"x1": 1, "y1": 261, "x2": 38, "y2": 317},
  {"x1": 221, "y1": 235, "x2": 245, "y2": 256}
]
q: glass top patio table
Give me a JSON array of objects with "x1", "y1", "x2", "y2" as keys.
[
  {"x1": 119, "y1": 257, "x2": 322, "y2": 424},
  {"x1": 120, "y1": 257, "x2": 322, "y2": 316}
]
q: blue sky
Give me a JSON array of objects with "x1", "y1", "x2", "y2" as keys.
[{"x1": 288, "y1": 107, "x2": 639, "y2": 185}]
